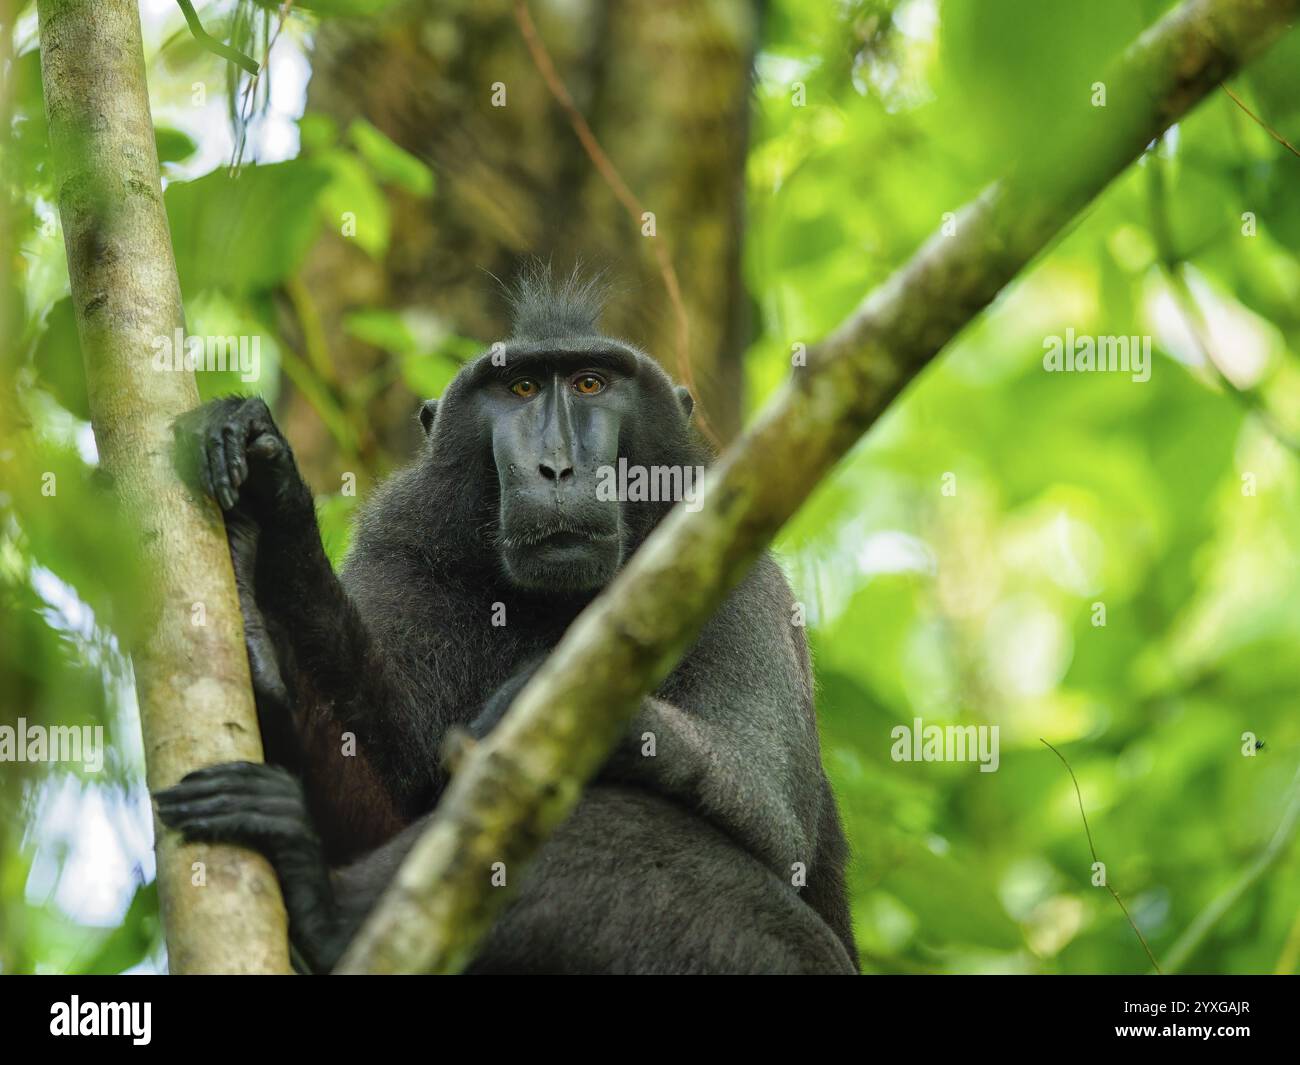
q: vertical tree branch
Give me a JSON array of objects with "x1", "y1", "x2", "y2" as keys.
[{"x1": 37, "y1": 0, "x2": 289, "y2": 973}]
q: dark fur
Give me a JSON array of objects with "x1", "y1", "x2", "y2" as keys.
[
  {"x1": 158, "y1": 272, "x2": 858, "y2": 974},
  {"x1": 501, "y1": 260, "x2": 609, "y2": 339}
]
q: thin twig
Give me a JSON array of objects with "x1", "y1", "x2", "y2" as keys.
[
  {"x1": 175, "y1": 0, "x2": 259, "y2": 76},
  {"x1": 511, "y1": 0, "x2": 718, "y2": 448},
  {"x1": 1041, "y1": 739, "x2": 1164, "y2": 974},
  {"x1": 1222, "y1": 84, "x2": 1300, "y2": 160},
  {"x1": 231, "y1": 1, "x2": 296, "y2": 172}
]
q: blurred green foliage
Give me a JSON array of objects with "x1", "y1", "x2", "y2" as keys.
[
  {"x1": 1, "y1": 0, "x2": 1297, "y2": 974},
  {"x1": 753, "y1": 0, "x2": 1300, "y2": 974}
]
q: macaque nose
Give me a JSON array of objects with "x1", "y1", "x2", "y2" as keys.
[{"x1": 538, "y1": 459, "x2": 574, "y2": 481}]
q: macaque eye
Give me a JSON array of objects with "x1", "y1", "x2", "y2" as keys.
[
  {"x1": 509, "y1": 378, "x2": 540, "y2": 398},
  {"x1": 573, "y1": 373, "x2": 606, "y2": 396}
]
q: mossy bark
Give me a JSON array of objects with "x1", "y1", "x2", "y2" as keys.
[{"x1": 37, "y1": 0, "x2": 290, "y2": 974}]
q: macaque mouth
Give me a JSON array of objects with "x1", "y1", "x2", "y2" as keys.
[
  {"x1": 499, "y1": 519, "x2": 619, "y2": 552},
  {"x1": 538, "y1": 530, "x2": 604, "y2": 550}
]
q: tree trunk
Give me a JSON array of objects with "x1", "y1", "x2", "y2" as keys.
[
  {"x1": 37, "y1": 0, "x2": 289, "y2": 974},
  {"x1": 283, "y1": 0, "x2": 756, "y2": 487}
]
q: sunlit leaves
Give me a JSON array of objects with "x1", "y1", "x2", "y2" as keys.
[
  {"x1": 759, "y1": 0, "x2": 1300, "y2": 974},
  {"x1": 165, "y1": 161, "x2": 333, "y2": 296}
]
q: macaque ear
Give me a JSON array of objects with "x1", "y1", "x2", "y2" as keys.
[
  {"x1": 419, "y1": 399, "x2": 438, "y2": 435},
  {"x1": 674, "y1": 386, "x2": 695, "y2": 421}
]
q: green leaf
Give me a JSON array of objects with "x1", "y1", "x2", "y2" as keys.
[
  {"x1": 343, "y1": 309, "x2": 418, "y2": 355},
  {"x1": 348, "y1": 118, "x2": 435, "y2": 197},
  {"x1": 154, "y1": 126, "x2": 198, "y2": 165},
  {"x1": 32, "y1": 298, "x2": 89, "y2": 421},
  {"x1": 318, "y1": 150, "x2": 390, "y2": 259},
  {"x1": 183, "y1": 290, "x2": 282, "y2": 402},
  {"x1": 165, "y1": 161, "x2": 333, "y2": 297},
  {"x1": 299, "y1": 113, "x2": 340, "y2": 154},
  {"x1": 401, "y1": 352, "x2": 463, "y2": 399}
]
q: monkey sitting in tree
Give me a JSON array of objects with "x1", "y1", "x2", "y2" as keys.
[{"x1": 157, "y1": 268, "x2": 858, "y2": 974}]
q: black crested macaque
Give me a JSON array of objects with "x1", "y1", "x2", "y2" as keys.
[{"x1": 157, "y1": 269, "x2": 858, "y2": 974}]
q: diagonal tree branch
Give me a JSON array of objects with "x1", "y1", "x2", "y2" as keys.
[{"x1": 338, "y1": 0, "x2": 1300, "y2": 974}]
